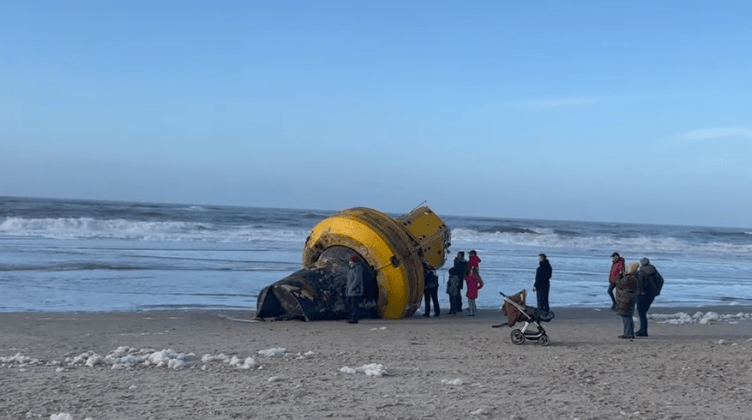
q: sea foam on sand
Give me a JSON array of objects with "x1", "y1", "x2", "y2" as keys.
[
  {"x1": 1, "y1": 347, "x2": 291, "y2": 372},
  {"x1": 3, "y1": 310, "x2": 751, "y2": 420},
  {"x1": 649, "y1": 311, "x2": 752, "y2": 324}
]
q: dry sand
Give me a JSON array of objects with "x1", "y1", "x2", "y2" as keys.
[{"x1": 2, "y1": 307, "x2": 751, "y2": 420}]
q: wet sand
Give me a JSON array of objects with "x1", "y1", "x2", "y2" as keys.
[{"x1": 2, "y1": 307, "x2": 751, "y2": 420}]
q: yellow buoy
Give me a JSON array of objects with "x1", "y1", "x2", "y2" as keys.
[{"x1": 303, "y1": 206, "x2": 450, "y2": 319}]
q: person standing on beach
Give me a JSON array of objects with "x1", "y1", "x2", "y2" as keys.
[
  {"x1": 447, "y1": 251, "x2": 467, "y2": 314},
  {"x1": 446, "y1": 272, "x2": 460, "y2": 315},
  {"x1": 423, "y1": 265, "x2": 440, "y2": 317},
  {"x1": 615, "y1": 262, "x2": 640, "y2": 339},
  {"x1": 533, "y1": 254, "x2": 552, "y2": 312},
  {"x1": 346, "y1": 256, "x2": 365, "y2": 324},
  {"x1": 608, "y1": 252, "x2": 625, "y2": 311},
  {"x1": 635, "y1": 257, "x2": 664, "y2": 337},
  {"x1": 465, "y1": 250, "x2": 483, "y2": 316}
]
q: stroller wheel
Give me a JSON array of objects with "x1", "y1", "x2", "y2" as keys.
[
  {"x1": 539, "y1": 334, "x2": 550, "y2": 346},
  {"x1": 510, "y1": 329, "x2": 525, "y2": 345}
]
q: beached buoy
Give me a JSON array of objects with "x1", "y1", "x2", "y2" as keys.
[{"x1": 256, "y1": 206, "x2": 451, "y2": 320}]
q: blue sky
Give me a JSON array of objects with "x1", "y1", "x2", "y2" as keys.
[{"x1": 2, "y1": 1, "x2": 751, "y2": 228}]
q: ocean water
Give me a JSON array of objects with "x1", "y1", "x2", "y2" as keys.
[{"x1": 1, "y1": 196, "x2": 750, "y2": 313}]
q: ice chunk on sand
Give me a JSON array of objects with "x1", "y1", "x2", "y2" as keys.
[
  {"x1": 258, "y1": 348, "x2": 286, "y2": 357},
  {"x1": 340, "y1": 366, "x2": 357, "y2": 374},
  {"x1": 441, "y1": 378, "x2": 463, "y2": 385},
  {"x1": 357, "y1": 363, "x2": 387, "y2": 377},
  {"x1": 229, "y1": 356, "x2": 258, "y2": 369}
]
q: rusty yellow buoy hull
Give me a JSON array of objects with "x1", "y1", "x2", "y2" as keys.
[
  {"x1": 304, "y1": 207, "x2": 449, "y2": 319},
  {"x1": 257, "y1": 206, "x2": 450, "y2": 320}
]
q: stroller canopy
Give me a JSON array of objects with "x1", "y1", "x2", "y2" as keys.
[{"x1": 501, "y1": 290, "x2": 555, "y2": 327}]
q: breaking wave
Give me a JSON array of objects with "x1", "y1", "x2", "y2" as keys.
[
  {"x1": 450, "y1": 227, "x2": 752, "y2": 256},
  {"x1": 0, "y1": 217, "x2": 309, "y2": 244},
  {"x1": 2, "y1": 216, "x2": 749, "y2": 256}
]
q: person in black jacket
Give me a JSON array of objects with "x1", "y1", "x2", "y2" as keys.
[
  {"x1": 423, "y1": 265, "x2": 440, "y2": 317},
  {"x1": 446, "y1": 252, "x2": 467, "y2": 314},
  {"x1": 533, "y1": 254, "x2": 552, "y2": 312},
  {"x1": 635, "y1": 257, "x2": 664, "y2": 337}
]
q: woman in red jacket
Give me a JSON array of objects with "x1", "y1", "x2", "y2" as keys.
[{"x1": 464, "y1": 250, "x2": 483, "y2": 316}]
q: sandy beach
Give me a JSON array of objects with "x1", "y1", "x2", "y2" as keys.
[{"x1": 2, "y1": 307, "x2": 751, "y2": 420}]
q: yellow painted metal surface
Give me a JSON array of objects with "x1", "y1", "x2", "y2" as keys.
[
  {"x1": 303, "y1": 206, "x2": 450, "y2": 319},
  {"x1": 397, "y1": 207, "x2": 451, "y2": 270}
]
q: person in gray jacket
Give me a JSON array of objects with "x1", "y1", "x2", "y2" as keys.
[
  {"x1": 636, "y1": 257, "x2": 664, "y2": 337},
  {"x1": 346, "y1": 256, "x2": 365, "y2": 324}
]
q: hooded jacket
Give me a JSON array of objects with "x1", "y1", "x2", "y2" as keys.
[
  {"x1": 467, "y1": 255, "x2": 481, "y2": 274},
  {"x1": 465, "y1": 255, "x2": 483, "y2": 299},
  {"x1": 615, "y1": 272, "x2": 639, "y2": 316},
  {"x1": 465, "y1": 270, "x2": 482, "y2": 299},
  {"x1": 637, "y1": 264, "x2": 664, "y2": 297}
]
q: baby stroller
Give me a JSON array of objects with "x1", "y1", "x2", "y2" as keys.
[{"x1": 494, "y1": 290, "x2": 554, "y2": 346}]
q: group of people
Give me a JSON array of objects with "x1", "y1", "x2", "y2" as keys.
[
  {"x1": 425, "y1": 250, "x2": 483, "y2": 317},
  {"x1": 434, "y1": 249, "x2": 663, "y2": 340},
  {"x1": 426, "y1": 250, "x2": 555, "y2": 318},
  {"x1": 609, "y1": 252, "x2": 665, "y2": 338},
  {"x1": 344, "y1": 250, "x2": 487, "y2": 323},
  {"x1": 347, "y1": 248, "x2": 665, "y2": 336}
]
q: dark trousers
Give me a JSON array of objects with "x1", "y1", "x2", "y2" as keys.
[
  {"x1": 607, "y1": 283, "x2": 616, "y2": 307},
  {"x1": 622, "y1": 314, "x2": 634, "y2": 336},
  {"x1": 424, "y1": 287, "x2": 440, "y2": 316},
  {"x1": 536, "y1": 286, "x2": 550, "y2": 312},
  {"x1": 449, "y1": 293, "x2": 462, "y2": 313},
  {"x1": 636, "y1": 294, "x2": 655, "y2": 334},
  {"x1": 346, "y1": 296, "x2": 361, "y2": 322}
]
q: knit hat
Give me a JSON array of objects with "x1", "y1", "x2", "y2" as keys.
[{"x1": 640, "y1": 257, "x2": 650, "y2": 265}]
